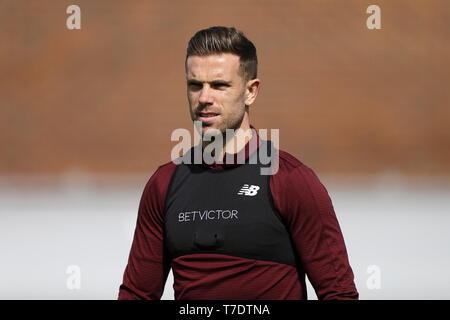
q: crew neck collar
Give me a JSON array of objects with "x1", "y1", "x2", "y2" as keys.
[{"x1": 200, "y1": 125, "x2": 261, "y2": 170}]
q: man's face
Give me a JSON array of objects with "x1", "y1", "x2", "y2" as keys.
[{"x1": 186, "y1": 53, "x2": 248, "y2": 134}]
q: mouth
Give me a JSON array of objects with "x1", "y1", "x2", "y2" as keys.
[{"x1": 197, "y1": 112, "x2": 220, "y2": 123}]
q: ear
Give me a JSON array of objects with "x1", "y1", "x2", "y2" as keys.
[{"x1": 244, "y1": 78, "x2": 260, "y2": 106}]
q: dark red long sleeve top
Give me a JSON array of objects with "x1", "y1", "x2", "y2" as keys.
[{"x1": 118, "y1": 128, "x2": 358, "y2": 300}]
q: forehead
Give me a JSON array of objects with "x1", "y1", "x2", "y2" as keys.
[{"x1": 186, "y1": 53, "x2": 241, "y2": 79}]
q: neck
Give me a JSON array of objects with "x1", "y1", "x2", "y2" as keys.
[{"x1": 202, "y1": 116, "x2": 252, "y2": 160}]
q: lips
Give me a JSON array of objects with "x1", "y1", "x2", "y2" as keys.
[{"x1": 198, "y1": 112, "x2": 220, "y2": 122}]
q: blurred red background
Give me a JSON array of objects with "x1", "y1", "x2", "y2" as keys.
[{"x1": 1, "y1": 0, "x2": 449, "y2": 178}]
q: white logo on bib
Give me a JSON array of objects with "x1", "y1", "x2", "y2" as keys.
[{"x1": 237, "y1": 184, "x2": 260, "y2": 196}]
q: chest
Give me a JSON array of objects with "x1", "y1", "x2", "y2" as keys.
[{"x1": 164, "y1": 162, "x2": 297, "y2": 266}]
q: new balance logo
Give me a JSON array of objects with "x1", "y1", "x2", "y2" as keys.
[{"x1": 237, "y1": 184, "x2": 260, "y2": 196}]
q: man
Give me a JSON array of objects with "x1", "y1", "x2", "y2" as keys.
[{"x1": 118, "y1": 26, "x2": 358, "y2": 300}]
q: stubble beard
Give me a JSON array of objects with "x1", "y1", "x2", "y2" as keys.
[{"x1": 202, "y1": 106, "x2": 246, "y2": 142}]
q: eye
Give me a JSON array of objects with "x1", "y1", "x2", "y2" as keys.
[
  {"x1": 213, "y1": 82, "x2": 229, "y2": 89},
  {"x1": 188, "y1": 82, "x2": 202, "y2": 90}
]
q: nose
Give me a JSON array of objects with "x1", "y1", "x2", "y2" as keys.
[{"x1": 199, "y1": 85, "x2": 213, "y2": 105}]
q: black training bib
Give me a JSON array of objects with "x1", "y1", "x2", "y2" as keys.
[{"x1": 164, "y1": 140, "x2": 297, "y2": 267}]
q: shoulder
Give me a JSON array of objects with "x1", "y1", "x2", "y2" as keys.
[
  {"x1": 154, "y1": 161, "x2": 178, "y2": 178},
  {"x1": 137, "y1": 161, "x2": 179, "y2": 216},
  {"x1": 275, "y1": 149, "x2": 321, "y2": 183},
  {"x1": 270, "y1": 149, "x2": 334, "y2": 222},
  {"x1": 271, "y1": 149, "x2": 328, "y2": 199},
  {"x1": 143, "y1": 161, "x2": 178, "y2": 196}
]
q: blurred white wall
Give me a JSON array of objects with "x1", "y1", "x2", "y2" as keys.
[{"x1": 1, "y1": 174, "x2": 449, "y2": 300}]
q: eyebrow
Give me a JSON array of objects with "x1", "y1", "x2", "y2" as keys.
[{"x1": 186, "y1": 79, "x2": 232, "y2": 86}]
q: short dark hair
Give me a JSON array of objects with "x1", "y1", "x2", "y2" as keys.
[{"x1": 186, "y1": 26, "x2": 258, "y2": 81}]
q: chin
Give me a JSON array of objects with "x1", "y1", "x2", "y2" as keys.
[{"x1": 202, "y1": 126, "x2": 223, "y2": 137}]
